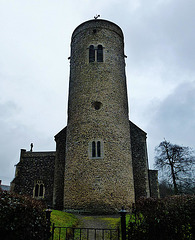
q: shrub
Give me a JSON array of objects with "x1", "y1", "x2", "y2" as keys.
[
  {"x1": 128, "y1": 195, "x2": 195, "y2": 240},
  {"x1": 0, "y1": 190, "x2": 48, "y2": 240}
]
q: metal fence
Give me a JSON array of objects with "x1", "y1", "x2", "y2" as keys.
[
  {"x1": 46, "y1": 207, "x2": 127, "y2": 240},
  {"x1": 51, "y1": 224, "x2": 120, "y2": 240}
]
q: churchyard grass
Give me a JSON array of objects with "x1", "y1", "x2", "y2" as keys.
[{"x1": 50, "y1": 210, "x2": 79, "y2": 240}]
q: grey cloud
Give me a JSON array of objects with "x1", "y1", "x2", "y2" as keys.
[
  {"x1": 146, "y1": 80, "x2": 195, "y2": 166},
  {"x1": 0, "y1": 101, "x2": 19, "y2": 120},
  {"x1": 122, "y1": 0, "x2": 195, "y2": 74},
  {"x1": 0, "y1": 0, "x2": 194, "y2": 183},
  {"x1": 152, "y1": 81, "x2": 195, "y2": 136},
  {"x1": 0, "y1": 101, "x2": 55, "y2": 185}
]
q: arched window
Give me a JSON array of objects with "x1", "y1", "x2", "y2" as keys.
[
  {"x1": 89, "y1": 45, "x2": 103, "y2": 62},
  {"x1": 97, "y1": 45, "x2": 103, "y2": 62},
  {"x1": 89, "y1": 140, "x2": 103, "y2": 159},
  {"x1": 89, "y1": 45, "x2": 95, "y2": 62},
  {"x1": 97, "y1": 141, "x2": 101, "y2": 157},
  {"x1": 33, "y1": 181, "x2": 45, "y2": 199}
]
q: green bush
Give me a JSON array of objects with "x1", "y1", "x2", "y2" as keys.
[
  {"x1": 0, "y1": 190, "x2": 48, "y2": 240},
  {"x1": 128, "y1": 195, "x2": 195, "y2": 240}
]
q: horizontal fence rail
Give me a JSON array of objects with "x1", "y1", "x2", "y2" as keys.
[{"x1": 51, "y1": 224, "x2": 120, "y2": 240}]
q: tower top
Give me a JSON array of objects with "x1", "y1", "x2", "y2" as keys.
[{"x1": 72, "y1": 19, "x2": 124, "y2": 40}]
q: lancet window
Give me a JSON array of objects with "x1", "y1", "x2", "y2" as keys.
[
  {"x1": 90, "y1": 140, "x2": 103, "y2": 159},
  {"x1": 33, "y1": 180, "x2": 45, "y2": 199}
]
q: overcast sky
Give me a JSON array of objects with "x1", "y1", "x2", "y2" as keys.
[{"x1": 0, "y1": 0, "x2": 194, "y2": 185}]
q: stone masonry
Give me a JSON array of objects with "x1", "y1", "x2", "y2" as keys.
[
  {"x1": 11, "y1": 149, "x2": 55, "y2": 206},
  {"x1": 149, "y1": 170, "x2": 160, "y2": 198},
  {"x1": 63, "y1": 19, "x2": 134, "y2": 213},
  {"x1": 53, "y1": 127, "x2": 67, "y2": 209},
  {"x1": 130, "y1": 121, "x2": 150, "y2": 201}
]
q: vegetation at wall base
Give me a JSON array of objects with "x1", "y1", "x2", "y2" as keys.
[
  {"x1": 127, "y1": 195, "x2": 195, "y2": 240},
  {"x1": 0, "y1": 190, "x2": 48, "y2": 240}
]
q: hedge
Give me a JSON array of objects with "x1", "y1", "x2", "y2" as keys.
[
  {"x1": 0, "y1": 190, "x2": 49, "y2": 240},
  {"x1": 128, "y1": 195, "x2": 195, "y2": 240}
]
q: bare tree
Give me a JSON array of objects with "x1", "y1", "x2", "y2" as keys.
[
  {"x1": 158, "y1": 180, "x2": 174, "y2": 198},
  {"x1": 155, "y1": 140, "x2": 195, "y2": 195}
]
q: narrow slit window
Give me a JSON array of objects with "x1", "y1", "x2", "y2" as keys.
[
  {"x1": 90, "y1": 140, "x2": 103, "y2": 159},
  {"x1": 92, "y1": 141, "x2": 96, "y2": 157},
  {"x1": 97, "y1": 141, "x2": 101, "y2": 157},
  {"x1": 97, "y1": 45, "x2": 103, "y2": 62},
  {"x1": 89, "y1": 45, "x2": 95, "y2": 62}
]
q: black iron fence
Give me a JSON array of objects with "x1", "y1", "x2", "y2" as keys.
[
  {"x1": 51, "y1": 224, "x2": 120, "y2": 240},
  {"x1": 46, "y1": 207, "x2": 127, "y2": 240}
]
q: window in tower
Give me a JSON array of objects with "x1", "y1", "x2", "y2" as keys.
[
  {"x1": 89, "y1": 45, "x2": 95, "y2": 62},
  {"x1": 92, "y1": 141, "x2": 96, "y2": 157},
  {"x1": 89, "y1": 140, "x2": 103, "y2": 159},
  {"x1": 97, "y1": 45, "x2": 103, "y2": 62},
  {"x1": 33, "y1": 180, "x2": 45, "y2": 199},
  {"x1": 97, "y1": 141, "x2": 101, "y2": 157},
  {"x1": 89, "y1": 45, "x2": 104, "y2": 63}
]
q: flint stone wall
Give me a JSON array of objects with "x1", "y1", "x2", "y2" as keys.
[
  {"x1": 53, "y1": 127, "x2": 67, "y2": 209},
  {"x1": 11, "y1": 150, "x2": 55, "y2": 206},
  {"x1": 130, "y1": 121, "x2": 150, "y2": 200},
  {"x1": 149, "y1": 170, "x2": 160, "y2": 198},
  {"x1": 64, "y1": 19, "x2": 135, "y2": 213}
]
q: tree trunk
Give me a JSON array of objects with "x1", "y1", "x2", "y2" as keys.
[{"x1": 170, "y1": 163, "x2": 178, "y2": 194}]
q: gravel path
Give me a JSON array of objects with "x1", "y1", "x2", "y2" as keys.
[
  {"x1": 74, "y1": 214, "x2": 120, "y2": 240},
  {"x1": 75, "y1": 214, "x2": 120, "y2": 229}
]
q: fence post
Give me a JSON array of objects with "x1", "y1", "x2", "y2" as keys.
[{"x1": 120, "y1": 207, "x2": 127, "y2": 240}]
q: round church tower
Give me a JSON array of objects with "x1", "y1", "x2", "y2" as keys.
[{"x1": 64, "y1": 19, "x2": 135, "y2": 213}]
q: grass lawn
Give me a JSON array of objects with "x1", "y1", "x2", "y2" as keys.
[
  {"x1": 98, "y1": 216, "x2": 120, "y2": 229},
  {"x1": 51, "y1": 209, "x2": 79, "y2": 227},
  {"x1": 50, "y1": 210, "x2": 79, "y2": 240}
]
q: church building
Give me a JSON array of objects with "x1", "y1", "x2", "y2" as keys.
[{"x1": 11, "y1": 19, "x2": 159, "y2": 214}]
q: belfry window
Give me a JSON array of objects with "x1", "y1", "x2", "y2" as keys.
[
  {"x1": 33, "y1": 180, "x2": 45, "y2": 199},
  {"x1": 97, "y1": 45, "x2": 103, "y2": 62},
  {"x1": 89, "y1": 45, "x2": 103, "y2": 62},
  {"x1": 89, "y1": 140, "x2": 103, "y2": 159},
  {"x1": 89, "y1": 45, "x2": 95, "y2": 62}
]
